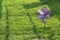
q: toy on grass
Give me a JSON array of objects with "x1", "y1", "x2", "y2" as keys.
[
  {"x1": 37, "y1": 5, "x2": 51, "y2": 40},
  {"x1": 37, "y1": 5, "x2": 51, "y2": 23}
]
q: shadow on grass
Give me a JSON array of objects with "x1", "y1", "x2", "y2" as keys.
[
  {"x1": 39, "y1": 0, "x2": 48, "y2": 4},
  {"x1": 23, "y1": 0, "x2": 49, "y2": 9},
  {"x1": 5, "y1": 5, "x2": 10, "y2": 40},
  {"x1": 0, "y1": 0, "x2": 2, "y2": 19},
  {"x1": 23, "y1": 2, "x2": 42, "y2": 9}
]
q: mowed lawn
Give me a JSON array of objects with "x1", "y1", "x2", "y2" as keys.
[{"x1": 0, "y1": 0, "x2": 60, "y2": 40}]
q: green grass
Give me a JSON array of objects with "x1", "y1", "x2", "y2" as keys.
[{"x1": 0, "y1": 0, "x2": 60, "y2": 40}]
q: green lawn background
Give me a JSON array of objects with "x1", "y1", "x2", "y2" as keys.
[{"x1": 0, "y1": 0, "x2": 60, "y2": 40}]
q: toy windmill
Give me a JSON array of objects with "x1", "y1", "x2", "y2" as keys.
[
  {"x1": 37, "y1": 5, "x2": 51, "y2": 40},
  {"x1": 37, "y1": 5, "x2": 51, "y2": 23}
]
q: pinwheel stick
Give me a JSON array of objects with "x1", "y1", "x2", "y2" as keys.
[{"x1": 44, "y1": 22, "x2": 46, "y2": 31}]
